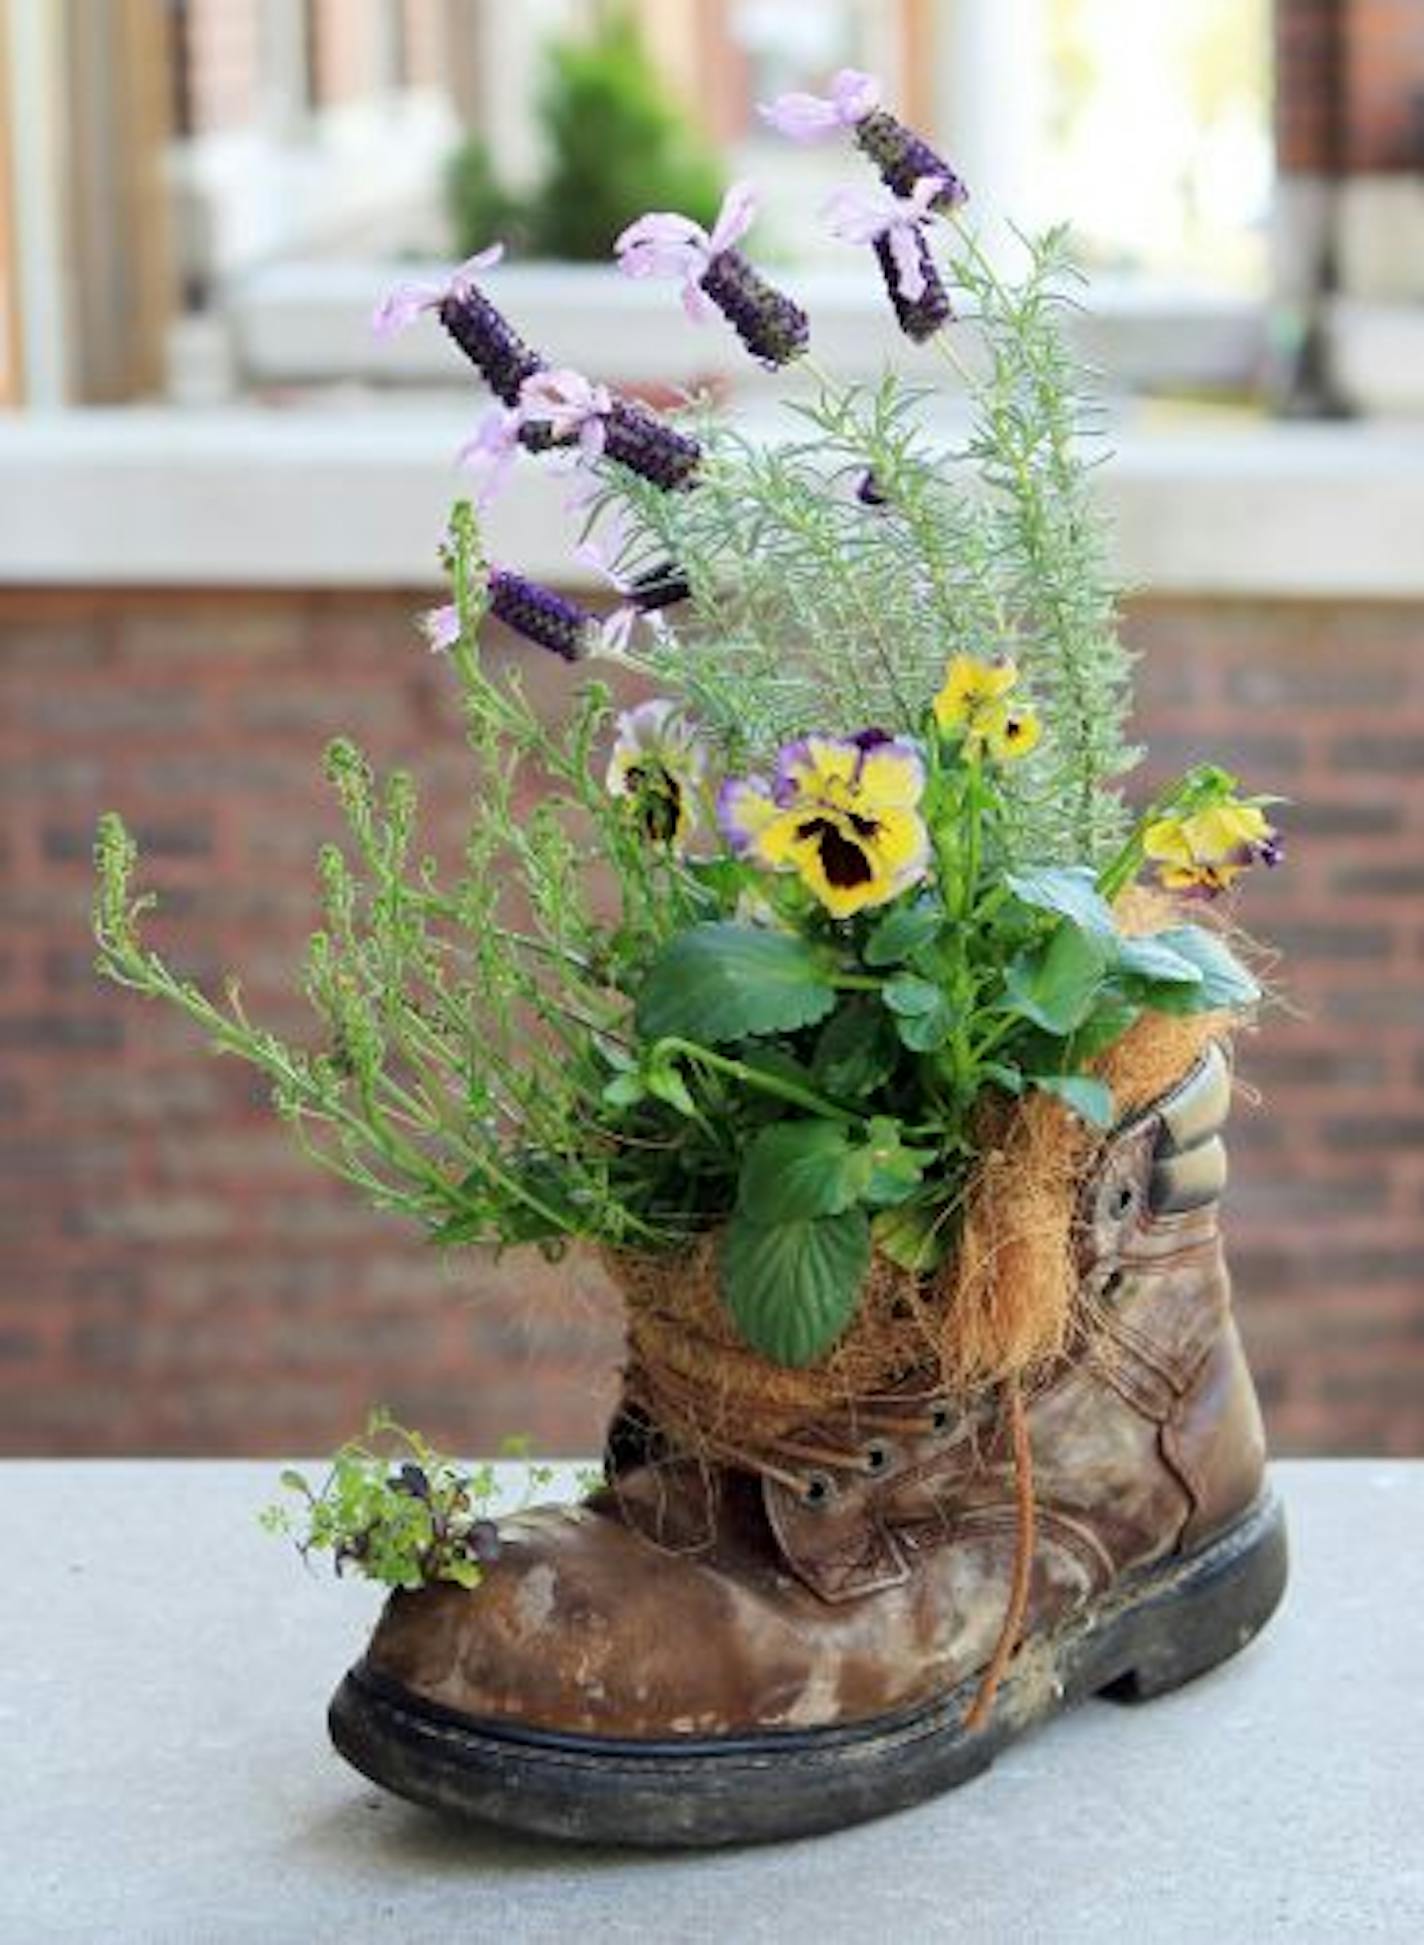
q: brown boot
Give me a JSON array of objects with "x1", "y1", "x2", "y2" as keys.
[{"x1": 329, "y1": 1044, "x2": 1287, "y2": 1846}]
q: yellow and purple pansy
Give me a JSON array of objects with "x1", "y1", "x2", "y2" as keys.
[
  {"x1": 1143, "y1": 799, "x2": 1282, "y2": 900},
  {"x1": 607, "y1": 700, "x2": 708, "y2": 849},
  {"x1": 932, "y1": 655, "x2": 1041, "y2": 761},
  {"x1": 718, "y1": 730, "x2": 929, "y2": 918}
]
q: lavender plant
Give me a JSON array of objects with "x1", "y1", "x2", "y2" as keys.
[{"x1": 96, "y1": 70, "x2": 1280, "y2": 1372}]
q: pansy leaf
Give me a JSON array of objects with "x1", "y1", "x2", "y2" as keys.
[
  {"x1": 864, "y1": 901, "x2": 942, "y2": 968},
  {"x1": 1002, "y1": 924, "x2": 1110, "y2": 1035},
  {"x1": 893, "y1": 999, "x2": 956, "y2": 1053},
  {"x1": 1029, "y1": 1073, "x2": 1115, "y2": 1129},
  {"x1": 872, "y1": 1191, "x2": 956, "y2": 1273},
  {"x1": 881, "y1": 973, "x2": 945, "y2": 1016},
  {"x1": 720, "y1": 1208, "x2": 870, "y2": 1368},
  {"x1": 1005, "y1": 866, "x2": 1117, "y2": 939},
  {"x1": 1072, "y1": 999, "x2": 1141, "y2": 1061},
  {"x1": 635, "y1": 923, "x2": 837, "y2": 1043},
  {"x1": 811, "y1": 1002, "x2": 899, "y2": 1097},
  {"x1": 738, "y1": 1120, "x2": 861, "y2": 1224},
  {"x1": 1113, "y1": 934, "x2": 1204, "y2": 986},
  {"x1": 1131, "y1": 926, "x2": 1260, "y2": 1015},
  {"x1": 857, "y1": 1119, "x2": 935, "y2": 1207}
]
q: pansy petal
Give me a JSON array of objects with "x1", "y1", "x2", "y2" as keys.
[
  {"x1": 717, "y1": 777, "x2": 779, "y2": 854},
  {"x1": 857, "y1": 739, "x2": 926, "y2": 808}
]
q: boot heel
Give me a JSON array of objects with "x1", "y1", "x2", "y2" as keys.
[{"x1": 1100, "y1": 1493, "x2": 1288, "y2": 1704}]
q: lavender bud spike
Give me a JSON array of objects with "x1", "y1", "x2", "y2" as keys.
[
  {"x1": 440, "y1": 288, "x2": 545, "y2": 407},
  {"x1": 602, "y1": 400, "x2": 701, "y2": 492},
  {"x1": 856, "y1": 111, "x2": 968, "y2": 213},
  {"x1": 488, "y1": 570, "x2": 594, "y2": 663},
  {"x1": 699, "y1": 251, "x2": 809, "y2": 369},
  {"x1": 874, "y1": 234, "x2": 954, "y2": 342}
]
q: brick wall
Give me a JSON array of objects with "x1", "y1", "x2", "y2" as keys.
[
  {"x1": 2, "y1": 588, "x2": 1422, "y2": 1458},
  {"x1": 1277, "y1": 0, "x2": 1424, "y2": 173}
]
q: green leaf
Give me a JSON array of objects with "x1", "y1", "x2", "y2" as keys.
[
  {"x1": 864, "y1": 901, "x2": 941, "y2": 968},
  {"x1": 894, "y1": 1001, "x2": 956, "y2": 1053},
  {"x1": 643, "y1": 1060, "x2": 698, "y2": 1117},
  {"x1": 1002, "y1": 924, "x2": 1110, "y2": 1035},
  {"x1": 1072, "y1": 999, "x2": 1141, "y2": 1061},
  {"x1": 1030, "y1": 1073, "x2": 1115, "y2": 1128},
  {"x1": 600, "y1": 1071, "x2": 645, "y2": 1108},
  {"x1": 882, "y1": 973, "x2": 956, "y2": 1052},
  {"x1": 635, "y1": 924, "x2": 836, "y2": 1044},
  {"x1": 882, "y1": 974, "x2": 944, "y2": 1016},
  {"x1": 720, "y1": 1208, "x2": 870, "y2": 1367},
  {"x1": 811, "y1": 1002, "x2": 899, "y2": 1097},
  {"x1": 738, "y1": 1120, "x2": 861, "y2": 1223},
  {"x1": 1006, "y1": 866, "x2": 1117, "y2": 938},
  {"x1": 872, "y1": 1191, "x2": 955, "y2": 1272},
  {"x1": 1113, "y1": 934, "x2": 1204, "y2": 986},
  {"x1": 858, "y1": 1118, "x2": 934, "y2": 1207},
  {"x1": 1146, "y1": 927, "x2": 1261, "y2": 1013}
]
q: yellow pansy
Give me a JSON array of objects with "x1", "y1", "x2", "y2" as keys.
[
  {"x1": 932, "y1": 657, "x2": 1039, "y2": 761},
  {"x1": 718, "y1": 732, "x2": 930, "y2": 919},
  {"x1": 606, "y1": 699, "x2": 707, "y2": 849},
  {"x1": 1144, "y1": 799, "x2": 1279, "y2": 899}
]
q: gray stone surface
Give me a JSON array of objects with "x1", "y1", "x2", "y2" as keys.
[{"x1": 1, "y1": 1458, "x2": 1420, "y2": 1943}]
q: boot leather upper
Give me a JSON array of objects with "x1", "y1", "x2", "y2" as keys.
[{"x1": 363, "y1": 1047, "x2": 1267, "y2": 1741}]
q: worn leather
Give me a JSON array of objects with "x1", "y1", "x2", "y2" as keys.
[{"x1": 364, "y1": 1045, "x2": 1267, "y2": 1740}]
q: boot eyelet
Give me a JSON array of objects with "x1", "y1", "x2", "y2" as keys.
[
  {"x1": 861, "y1": 1439, "x2": 892, "y2": 1476},
  {"x1": 800, "y1": 1471, "x2": 837, "y2": 1510},
  {"x1": 929, "y1": 1403, "x2": 954, "y2": 1436},
  {"x1": 1109, "y1": 1182, "x2": 1137, "y2": 1221}
]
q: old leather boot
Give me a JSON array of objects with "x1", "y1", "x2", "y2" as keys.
[{"x1": 330, "y1": 1044, "x2": 1287, "y2": 1846}]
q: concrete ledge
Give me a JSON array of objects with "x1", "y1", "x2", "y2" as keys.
[
  {"x1": 1, "y1": 1459, "x2": 1419, "y2": 1939},
  {"x1": 2, "y1": 407, "x2": 1423, "y2": 597},
  {"x1": 231, "y1": 260, "x2": 1266, "y2": 398}
]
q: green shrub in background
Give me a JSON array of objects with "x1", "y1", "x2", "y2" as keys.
[
  {"x1": 446, "y1": 9, "x2": 725, "y2": 264},
  {"x1": 446, "y1": 133, "x2": 529, "y2": 261}
]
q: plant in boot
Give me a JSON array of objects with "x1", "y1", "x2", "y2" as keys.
[{"x1": 95, "y1": 72, "x2": 1288, "y2": 1849}]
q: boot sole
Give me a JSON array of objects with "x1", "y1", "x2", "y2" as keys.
[{"x1": 328, "y1": 1488, "x2": 1287, "y2": 1848}]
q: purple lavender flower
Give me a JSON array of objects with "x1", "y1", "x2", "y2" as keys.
[
  {"x1": 615, "y1": 182, "x2": 808, "y2": 370},
  {"x1": 440, "y1": 285, "x2": 545, "y2": 408},
  {"x1": 760, "y1": 70, "x2": 967, "y2": 213},
  {"x1": 487, "y1": 569, "x2": 596, "y2": 663},
  {"x1": 855, "y1": 111, "x2": 968, "y2": 212},
  {"x1": 518, "y1": 369, "x2": 614, "y2": 460},
  {"x1": 628, "y1": 559, "x2": 691, "y2": 612},
  {"x1": 373, "y1": 244, "x2": 546, "y2": 408},
  {"x1": 825, "y1": 179, "x2": 954, "y2": 342},
  {"x1": 602, "y1": 399, "x2": 702, "y2": 491}
]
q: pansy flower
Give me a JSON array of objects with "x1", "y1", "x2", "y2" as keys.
[
  {"x1": 1143, "y1": 801, "x2": 1282, "y2": 900},
  {"x1": 607, "y1": 701, "x2": 708, "y2": 849},
  {"x1": 932, "y1": 656, "x2": 1041, "y2": 762},
  {"x1": 719, "y1": 731, "x2": 929, "y2": 918}
]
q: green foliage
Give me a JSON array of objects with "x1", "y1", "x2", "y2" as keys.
[
  {"x1": 447, "y1": 10, "x2": 725, "y2": 266},
  {"x1": 525, "y1": 11, "x2": 724, "y2": 262},
  {"x1": 96, "y1": 85, "x2": 1277, "y2": 1379},
  {"x1": 260, "y1": 1411, "x2": 503, "y2": 1591},
  {"x1": 446, "y1": 134, "x2": 528, "y2": 260},
  {"x1": 720, "y1": 1205, "x2": 871, "y2": 1368},
  {"x1": 635, "y1": 923, "x2": 838, "y2": 1044}
]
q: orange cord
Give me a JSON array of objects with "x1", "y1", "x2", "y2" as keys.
[{"x1": 964, "y1": 1379, "x2": 1036, "y2": 1733}]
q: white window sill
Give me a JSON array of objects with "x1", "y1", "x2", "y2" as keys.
[{"x1": 1, "y1": 406, "x2": 1421, "y2": 598}]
